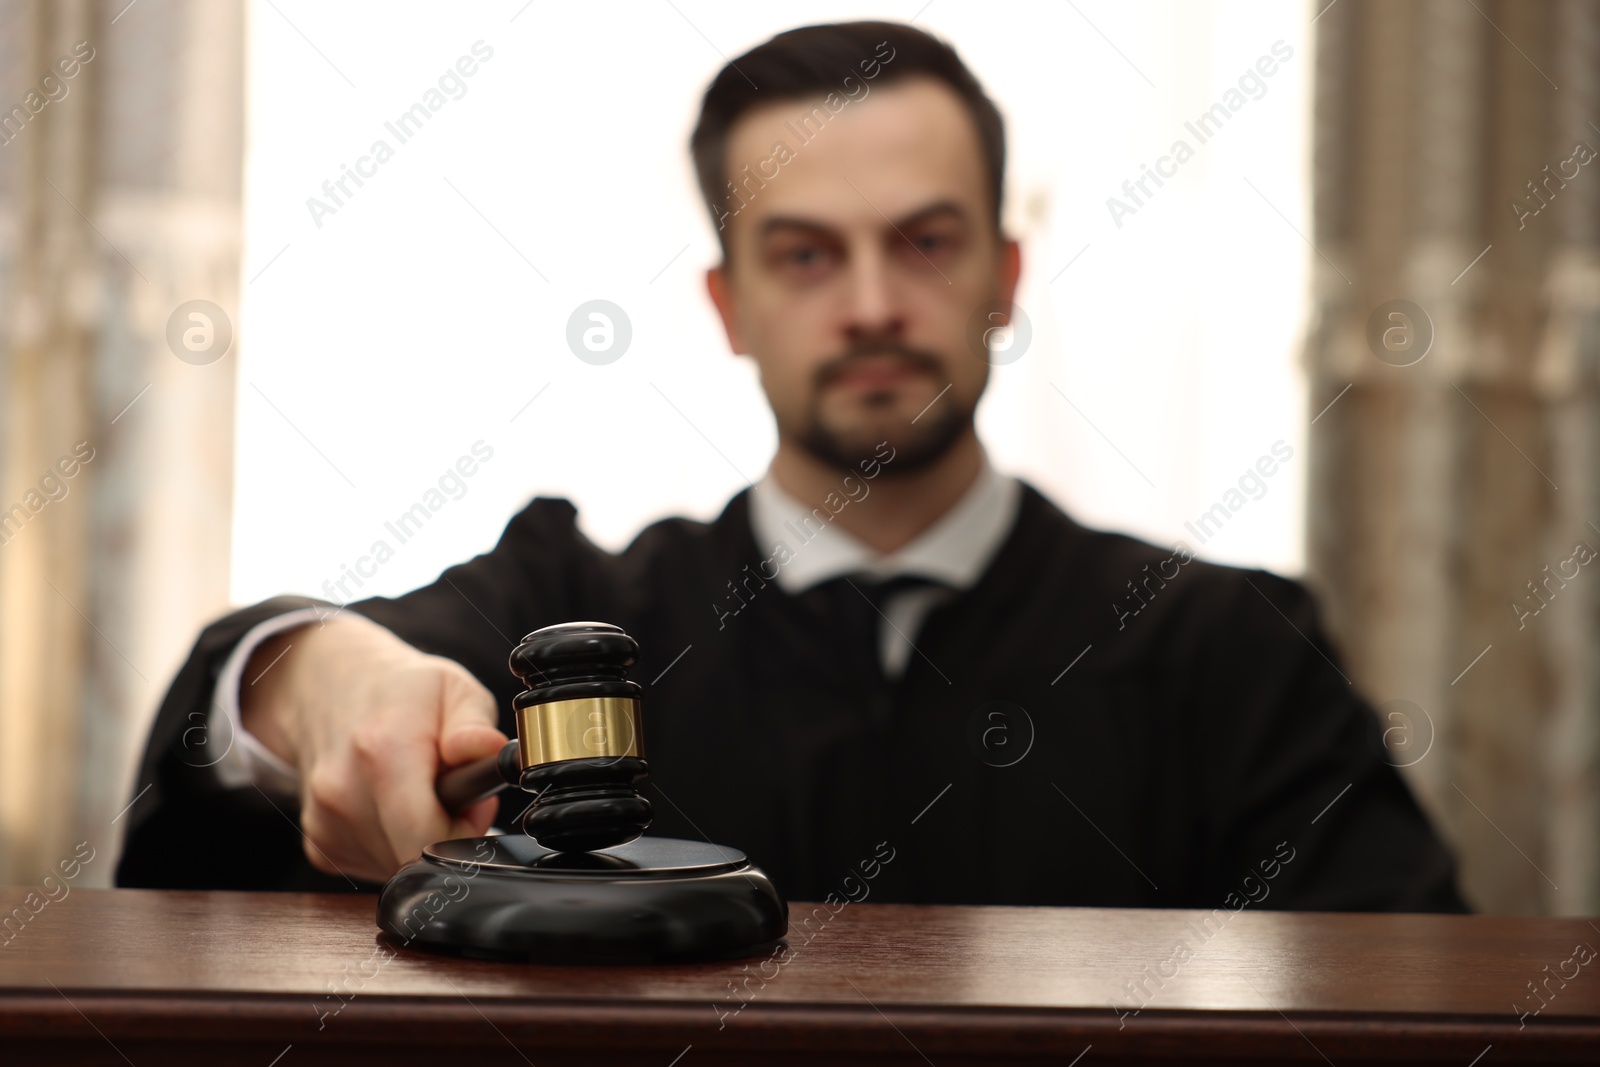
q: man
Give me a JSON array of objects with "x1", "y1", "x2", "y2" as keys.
[{"x1": 117, "y1": 20, "x2": 1467, "y2": 911}]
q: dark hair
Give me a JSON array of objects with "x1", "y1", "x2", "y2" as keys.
[{"x1": 690, "y1": 20, "x2": 1006, "y2": 259}]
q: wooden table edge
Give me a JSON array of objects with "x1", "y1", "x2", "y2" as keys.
[{"x1": 3, "y1": 989, "x2": 1597, "y2": 1060}]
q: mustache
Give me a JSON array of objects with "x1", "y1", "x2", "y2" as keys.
[{"x1": 814, "y1": 343, "x2": 944, "y2": 390}]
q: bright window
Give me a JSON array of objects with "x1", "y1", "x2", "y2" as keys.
[{"x1": 235, "y1": 0, "x2": 1310, "y2": 604}]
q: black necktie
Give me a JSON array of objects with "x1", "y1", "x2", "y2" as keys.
[{"x1": 813, "y1": 572, "x2": 941, "y2": 684}]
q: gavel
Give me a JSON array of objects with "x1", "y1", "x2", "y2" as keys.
[
  {"x1": 381, "y1": 618, "x2": 785, "y2": 963},
  {"x1": 436, "y1": 621, "x2": 653, "y2": 853}
]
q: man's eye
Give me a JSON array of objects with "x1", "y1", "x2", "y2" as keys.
[
  {"x1": 908, "y1": 231, "x2": 955, "y2": 255},
  {"x1": 773, "y1": 244, "x2": 836, "y2": 275}
]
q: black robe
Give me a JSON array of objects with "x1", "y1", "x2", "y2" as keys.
[{"x1": 116, "y1": 482, "x2": 1468, "y2": 912}]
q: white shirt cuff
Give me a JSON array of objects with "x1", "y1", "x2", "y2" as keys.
[{"x1": 205, "y1": 607, "x2": 328, "y2": 796}]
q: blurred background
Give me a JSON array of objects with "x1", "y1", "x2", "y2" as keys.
[{"x1": 0, "y1": 0, "x2": 1593, "y2": 915}]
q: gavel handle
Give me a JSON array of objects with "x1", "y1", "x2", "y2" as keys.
[{"x1": 437, "y1": 739, "x2": 521, "y2": 813}]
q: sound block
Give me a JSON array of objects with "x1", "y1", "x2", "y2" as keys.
[{"x1": 377, "y1": 835, "x2": 788, "y2": 964}]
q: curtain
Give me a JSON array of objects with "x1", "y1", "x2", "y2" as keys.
[
  {"x1": 0, "y1": 0, "x2": 243, "y2": 887},
  {"x1": 1307, "y1": 0, "x2": 1600, "y2": 914}
]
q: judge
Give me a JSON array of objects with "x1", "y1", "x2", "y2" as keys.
[{"x1": 117, "y1": 20, "x2": 1467, "y2": 912}]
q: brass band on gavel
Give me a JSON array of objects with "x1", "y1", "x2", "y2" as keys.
[{"x1": 515, "y1": 696, "x2": 645, "y2": 768}]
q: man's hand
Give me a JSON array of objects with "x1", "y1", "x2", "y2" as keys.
[{"x1": 240, "y1": 613, "x2": 506, "y2": 884}]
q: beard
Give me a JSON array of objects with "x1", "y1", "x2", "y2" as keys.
[{"x1": 793, "y1": 343, "x2": 976, "y2": 476}]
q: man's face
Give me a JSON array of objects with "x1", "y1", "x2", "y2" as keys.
[{"x1": 706, "y1": 75, "x2": 1021, "y2": 475}]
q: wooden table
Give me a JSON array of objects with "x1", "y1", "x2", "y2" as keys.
[{"x1": 1, "y1": 888, "x2": 1597, "y2": 1065}]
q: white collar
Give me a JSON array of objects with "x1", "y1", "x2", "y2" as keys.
[{"x1": 746, "y1": 451, "x2": 1021, "y2": 595}]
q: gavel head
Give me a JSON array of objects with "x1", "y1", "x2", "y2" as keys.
[{"x1": 507, "y1": 621, "x2": 652, "y2": 853}]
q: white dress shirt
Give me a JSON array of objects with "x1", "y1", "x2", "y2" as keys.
[
  {"x1": 208, "y1": 454, "x2": 1022, "y2": 793},
  {"x1": 745, "y1": 453, "x2": 1020, "y2": 677}
]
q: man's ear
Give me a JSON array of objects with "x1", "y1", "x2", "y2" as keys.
[
  {"x1": 705, "y1": 263, "x2": 746, "y2": 355},
  {"x1": 995, "y1": 237, "x2": 1023, "y2": 321}
]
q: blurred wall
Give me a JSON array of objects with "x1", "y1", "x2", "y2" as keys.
[{"x1": 0, "y1": 0, "x2": 242, "y2": 887}]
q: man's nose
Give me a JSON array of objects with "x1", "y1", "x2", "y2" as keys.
[{"x1": 843, "y1": 247, "x2": 905, "y2": 341}]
